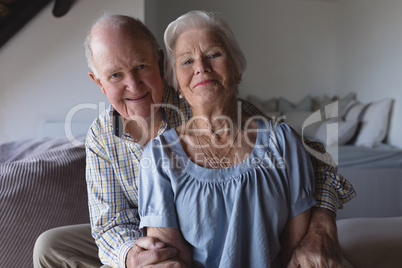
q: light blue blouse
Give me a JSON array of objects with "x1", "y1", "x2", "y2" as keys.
[{"x1": 139, "y1": 120, "x2": 316, "y2": 267}]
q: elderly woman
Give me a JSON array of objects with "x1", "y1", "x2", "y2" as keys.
[{"x1": 139, "y1": 10, "x2": 316, "y2": 267}]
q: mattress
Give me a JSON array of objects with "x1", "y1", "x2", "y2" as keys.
[{"x1": 336, "y1": 144, "x2": 402, "y2": 168}]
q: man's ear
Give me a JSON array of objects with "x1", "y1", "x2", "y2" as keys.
[
  {"x1": 157, "y1": 49, "x2": 165, "y2": 78},
  {"x1": 88, "y1": 72, "x2": 106, "y2": 95}
]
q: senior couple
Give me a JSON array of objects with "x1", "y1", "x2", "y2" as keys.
[{"x1": 34, "y1": 10, "x2": 355, "y2": 268}]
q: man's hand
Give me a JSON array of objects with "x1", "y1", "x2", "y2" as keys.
[
  {"x1": 287, "y1": 208, "x2": 343, "y2": 268},
  {"x1": 126, "y1": 236, "x2": 179, "y2": 267}
]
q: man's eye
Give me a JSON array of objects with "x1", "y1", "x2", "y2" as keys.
[
  {"x1": 137, "y1": 64, "x2": 146, "y2": 70},
  {"x1": 111, "y1": 73, "x2": 119, "y2": 78}
]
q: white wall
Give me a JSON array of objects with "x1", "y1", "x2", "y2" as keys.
[
  {"x1": 1, "y1": 0, "x2": 401, "y2": 147},
  {"x1": 145, "y1": 0, "x2": 338, "y2": 101},
  {"x1": 0, "y1": 0, "x2": 144, "y2": 143},
  {"x1": 337, "y1": 0, "x2": 402, "y2": 147},
  {"x1": 146, "y1": 0, "x2": 401, "y2": 147}
]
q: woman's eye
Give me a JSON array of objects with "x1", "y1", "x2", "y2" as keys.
[
  {"x1": 111, "y1": 73, "x2": 119, "y2": 78},
  {"x1": 209, "y1": 53, "x2": 221, "y2": 59},
  {"x1": 183, "y1": 60, "x2": 192, "y2": 65},
  {"x1": 137, "y1": 64, "x2": 146, "y2": 70}
]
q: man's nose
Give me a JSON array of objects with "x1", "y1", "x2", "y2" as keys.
[{"x1": 125, "y1": 72, "x2": 142, "y2": 91}]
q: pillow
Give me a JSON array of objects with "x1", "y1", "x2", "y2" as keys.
[
  {"x1": 343, "y1": 100, "x2": 366, "y2": 122},
  {"x1": 282, "y1": 111, "x2": 314, "y2": 135},
  {"x1": 338, "y1": 92, "x2": 357, "y2": 117},
  {"x1": 313, "y1": 93, "x2": 356, "y2": 118},
  {"x1": 355, "y1": 98, "x2": 393, "y2": 147},
  {"x1": 344, "y1": 98, "x2": 393, "y2": 147},
  {"x1": 278, "y1": 95, "x2": 312, "y2": 113},
  {"x1": 312, "y1": 94, "x2": 336, "y2": 111},
  {"x1": 303, "y1": 117, "x2": 359, "y2": 147},
  {"x1": 246, "y1": 95, "x2": 278, "y2": 114}
]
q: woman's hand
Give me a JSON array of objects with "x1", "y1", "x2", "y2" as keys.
[
  {"x1": 126, "y1": 236, "x2": 179, "y2": 267},
  {"x1": 287, "y1": 208, "x2": 343, "y2": 268}
]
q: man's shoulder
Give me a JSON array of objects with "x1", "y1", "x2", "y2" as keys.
[
  {"x1": 86, "y1": 105, "x2": 114, "y2": 144},
  {"x1": 89, "y1": 105, "x2": 112, "y2": 128}
]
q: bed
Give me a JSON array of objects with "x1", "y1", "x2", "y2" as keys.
[
  {"x1": 336, "y1": 144, "x2": 402, "y2": 219},
  {"x1": 0, "y1": 136, "x2": 89, "y2": 268}
]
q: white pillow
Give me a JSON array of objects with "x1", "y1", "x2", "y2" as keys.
[
  {"x1": 338, "y1": 93, "x2": 357, "y2": 117},
  {"x1": 343, "y1": 100, "x2": 366, "y2": 122},
  {"x1": 353, "y1": 98, "x2": 393, "y2": 147},
  {"x1": 278, "y1": 95, "x2": 312, "y2": 113},
  {"x1": 303, "y1": 118, "x2": 359, "y2": 147}
]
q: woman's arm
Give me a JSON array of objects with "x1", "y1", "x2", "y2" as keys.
[
  {"x1": 146, "y1": 227, "x2": 193, "y2": 267},
  {"x1": 280, "y1": 209, "x2": 311, "y2": 267}
]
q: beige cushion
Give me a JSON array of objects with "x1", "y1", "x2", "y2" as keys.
[{"x1": 337, "y1": 217, "x2": 402, "y2": 268}]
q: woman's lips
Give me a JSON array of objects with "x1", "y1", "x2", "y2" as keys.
[
  {"x1": 126, "y1": 92, "x2": 149, "y2": 102},
  {"x1": 194, "y1": 80, "x2": 215, "y2": 88}
]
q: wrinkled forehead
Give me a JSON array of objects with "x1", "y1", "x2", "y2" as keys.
[
  {"x1": 175, "y1": 27, "x2": 227, "y2": 53},
  {"x1": 92, "y1": 23, "x2": 148, "y2": 46},
  {"x1": 92, "y1": 27, "x2": 154, "y2": 57}
]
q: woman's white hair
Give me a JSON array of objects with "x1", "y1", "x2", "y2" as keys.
[{"x1": 164, "y1": 10, "x2": 247, "y2": 91}]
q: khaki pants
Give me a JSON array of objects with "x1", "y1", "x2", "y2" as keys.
[{"x1": 33, "y1": 224, "x2": 110, "y2": 268}]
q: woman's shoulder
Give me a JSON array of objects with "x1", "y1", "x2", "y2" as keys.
[
  {"x1": 144, "y1": 128, "x2": 178, "y2": 153},
  {"x1": 256, "y1": 119, "x2": 302, "y2": 148}
]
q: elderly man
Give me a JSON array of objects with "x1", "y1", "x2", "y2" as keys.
[{"x1": 33, "y1": 14, "x2": 355, "y2": 268}]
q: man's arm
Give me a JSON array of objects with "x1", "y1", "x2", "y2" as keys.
[
  {"x1": 289, "y1": 208, "x2": 342, "y2": 268},
  {"x1": 86, "y1": 119, "x2": 178, "y2": 267},
  {"x1": 291, "y1": 140, "x2": 354, "y2": 268},
  {"x1": 305, "y1": 139, "x2": 356, "y2": 212},
  {"x1": 280, "y1": 210, "x2": 311, "y2": 267}
]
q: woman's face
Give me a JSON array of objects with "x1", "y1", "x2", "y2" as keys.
[{"x1": 174, "y1": 27, "x2": 239, "y2": 109}]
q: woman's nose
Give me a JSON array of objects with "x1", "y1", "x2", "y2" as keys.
[{"x1": 194, "y1": 58, "x2": 211, "y2": 74}]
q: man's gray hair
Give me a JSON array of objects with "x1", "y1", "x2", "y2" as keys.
[
  {"x1": 84, "y1": 13, "x2": 160, "y2": 78},
  {"x1": 164, "y1": 10, "x2": 247, "y2": 91}
]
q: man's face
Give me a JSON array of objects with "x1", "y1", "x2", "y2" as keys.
[{"x1": 89, "y1": 27, "x2": 164, "y2": 124}]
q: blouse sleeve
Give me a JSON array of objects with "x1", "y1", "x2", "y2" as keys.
[
  {"x1": 139, "y1": 138, "x2": 179, "y2": 229},
  {"x1": 272, "y1": 123, "x2": 317, "y2": 218}
]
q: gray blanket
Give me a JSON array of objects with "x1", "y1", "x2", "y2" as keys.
[{"x1": 0, "y1": 136, "x2": 89, "y2": 268}]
